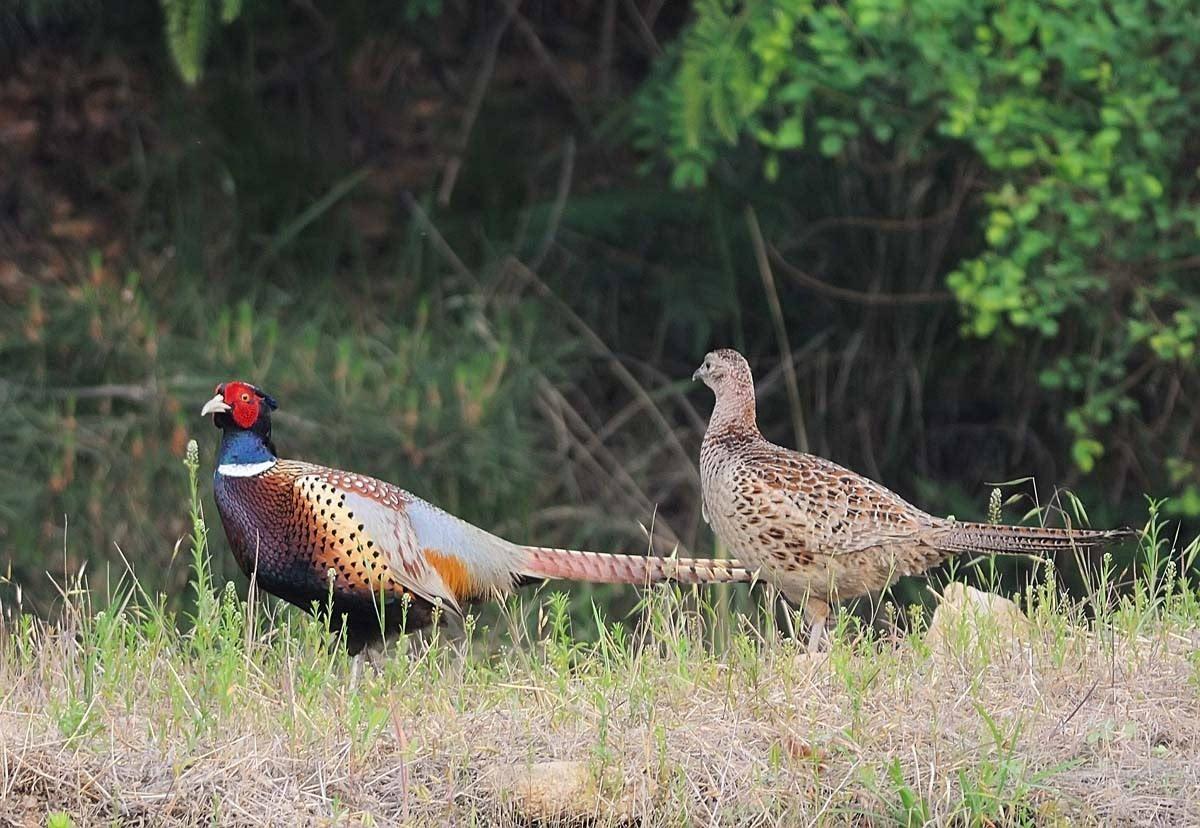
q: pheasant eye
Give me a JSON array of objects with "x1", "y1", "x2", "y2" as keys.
[{"x1": 240, "y1": 393, "x2": 251, "y2": 402}]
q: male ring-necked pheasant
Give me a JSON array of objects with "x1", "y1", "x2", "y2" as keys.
[
  {"x1": 203, "y1": 380, "x2": 752, "y2": 654},
  {"x1": 693, "y1": 349, "x2": 1133, "y2": 652}
]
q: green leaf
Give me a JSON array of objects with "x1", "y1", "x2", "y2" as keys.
[
  {"x1": 220, "y1": 0, "x2": 242, "y2": 24},
  {"x1": 775, "y1": 116, "x2": 805, "y2": 149},
  {"x1": 764, "y1": 153, "x2": 781, "y2": 181},
  {"x1": 162, "y1": 0, "x2": 211, "y2": 85},
  {"x1": 1071, "y1": 438, "x2": 1104, "y2": 473},
  {"x1": 819, "y1": 133, "x2": 844, "y2": 157}
]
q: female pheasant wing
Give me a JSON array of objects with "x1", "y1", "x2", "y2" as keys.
[
  {"x1": 737, "y1": 444, "x2": 929, "y2": 557},
  {"x1": 297, "y1": 469, "x2": 465, "y2": 615}
]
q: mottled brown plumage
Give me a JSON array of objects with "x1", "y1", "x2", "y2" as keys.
[{"x1": 693, "y1": 349, "x2": 1133, "y2": 650}]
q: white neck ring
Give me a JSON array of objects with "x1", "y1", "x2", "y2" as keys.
[{"x1": 217, "y1": 459, "x2": 277, "y2": 477}]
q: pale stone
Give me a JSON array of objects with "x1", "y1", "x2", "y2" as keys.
[
  {"x1": 924, "y1": 582, "x2": 1031, "y2": 657},
  {"x1": 483, "y1": 759, "x2": 652, "y2": 821}
]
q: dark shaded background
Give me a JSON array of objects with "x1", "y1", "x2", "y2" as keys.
[{"x1": 1, "y1": 1, "x2": 1195, "y2": 630}]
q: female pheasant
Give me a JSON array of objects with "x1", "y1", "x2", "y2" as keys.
[
  {"x1": 202, "y1": 380, "x2": 751, "y2": 654},
  {"x1": 693, "y1": 349, "x2": 1133, "y2": 652}
]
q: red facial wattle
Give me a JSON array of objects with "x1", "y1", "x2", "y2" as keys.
[{"x1": 222, "y1": 381, "x2": 261, "y2": 429}]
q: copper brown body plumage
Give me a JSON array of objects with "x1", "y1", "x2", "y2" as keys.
[
  {"x1": 202, "y1": 381, "x2": 754, "y2": 656},
  {"x1": 693, "y1": 349, "x2": 1133, "y2": 651}
]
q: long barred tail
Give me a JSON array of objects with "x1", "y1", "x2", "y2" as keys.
[
  {"x1": 931, "y1": 521, "x2": 1135, "y2": 555},
  {"x1": 518, "y1": 546, "x2": 755, "y2": 586}
]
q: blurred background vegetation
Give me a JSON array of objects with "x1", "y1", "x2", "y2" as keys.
[{"x1": 1, "y1": 0, "x2": 1196, "y2": 629}]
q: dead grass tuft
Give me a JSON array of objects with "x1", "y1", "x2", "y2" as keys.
[{"x1": 2, "y1": 576, "x2": 1199, "y2": 826}]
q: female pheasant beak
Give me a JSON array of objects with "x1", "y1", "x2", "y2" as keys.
[
  {"x1": 692, "y1": 362, "x2": 710, "y2": 382},
  {"x1": 201, "y1": 393, "x2": 231, "y2": 417}
]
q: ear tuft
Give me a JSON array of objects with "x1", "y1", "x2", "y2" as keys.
[{"x1": 262, "y1": 393, "x2": 279, "y2": 410}]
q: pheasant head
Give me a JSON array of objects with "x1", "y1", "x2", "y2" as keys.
[
  {"x1": 693, "y1": 349, "x2": 759, "y2": 434},
  {"x1": 201, "y1": 381, "x2": 279, "y2": 471}
]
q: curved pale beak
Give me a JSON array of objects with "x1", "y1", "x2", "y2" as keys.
[
  {"x1": 201, "y1": 394, "x2": 231, "y2": 417},
  {"x1": 692, "y1": 365, "x2": 707, "y2": 382}
]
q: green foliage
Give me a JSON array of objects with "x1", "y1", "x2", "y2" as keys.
[
  {"x1": 858, "y1": 759, "x2": 931, "y2": 826},
  {"x1": 155, "y1": 0, "x2": 440, "y2": 83},
  {"x1": 159, "y1": 0, "x2": 252, "y2": 83},
  {"x1": 161, "y1": 0, "x2": 218, "y2": 85},
  {"x1": 639, "y1": 0, "x2": 1199, "y2": 482},
  {"x1": 2, "y1": 0, "x2": 1192, "y2": 625}
]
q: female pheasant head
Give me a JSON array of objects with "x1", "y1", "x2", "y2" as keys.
[
  {"x1": 693, "y1": 349, "x2": 759, "y2": 432},
  {"x1": 201, "y1": 381, "x2": 279, "y2": 472}
]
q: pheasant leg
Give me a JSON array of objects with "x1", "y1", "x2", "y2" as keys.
[{"x1": 804, "y1": 597, "x2": 830, "y2": 653}]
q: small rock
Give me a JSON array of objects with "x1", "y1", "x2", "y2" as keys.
[
  {"x1": 791, "y1": 650, "x2": 827, "y2": 671},
  {"x1": 483, "y1": 759, "x2": 650, "y2": 822},
  {"x1": 924, "y1": 582, "x2": 1030, "y2": 657}
]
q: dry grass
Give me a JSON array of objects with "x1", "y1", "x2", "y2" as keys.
[
  {"x1": 4, "y1": 584, "x2": 1199, "y2": 826},
  {"x1": 1, "y1": 452, "x2": 1198, "y2": 826}
]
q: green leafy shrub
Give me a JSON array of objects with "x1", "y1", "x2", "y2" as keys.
[{"x1": 638, "y1": 0, "x2": 1199, "y2": 498}]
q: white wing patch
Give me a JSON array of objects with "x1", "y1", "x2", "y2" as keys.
[{"x1": 406, "y1": 497, "x2": 521, "y2": 593}]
